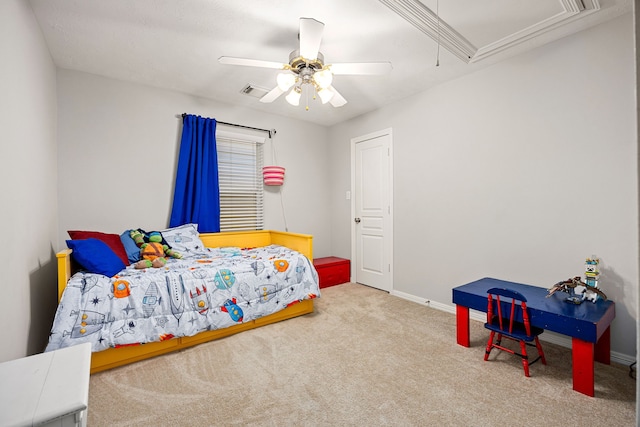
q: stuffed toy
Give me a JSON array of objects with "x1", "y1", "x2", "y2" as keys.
[{"x1": 130, "y1": 229, "x2": 182, "y2": 269}]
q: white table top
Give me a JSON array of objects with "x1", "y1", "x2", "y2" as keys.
[{"x1": 0, "y1": 343, "x2": 91, "y2": 426}]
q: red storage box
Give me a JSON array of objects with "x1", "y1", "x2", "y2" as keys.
[{"x1": 313, "y1": 257, "x2": 350, "y2": 288}]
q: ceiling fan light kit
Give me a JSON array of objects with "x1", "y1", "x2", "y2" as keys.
[
  {"x1": 313, "y1": 69, "x2": 333, "y2": 89},
  {"x1": 277, "y1": 73, "x2": 296, "y2": 91},
  {"x1": 317, "y1": 87, "x2": 334, "y2": 104},
  {"x1": 219, "y1": 17, "x2": 392, "y2": 111},
  {"x1": 285, "y1": 87, "x2": 302, "y2": 106}
]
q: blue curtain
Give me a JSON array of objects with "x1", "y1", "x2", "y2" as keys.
[{"x1": 169, "y1": 114, "x2": 220, "y2": 232}]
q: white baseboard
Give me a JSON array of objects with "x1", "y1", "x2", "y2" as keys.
[{"x1": 389, "y1": 289, "x2": 635, "y2": 367}]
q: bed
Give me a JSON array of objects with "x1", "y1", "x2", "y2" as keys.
[{"x1": 49, "y1": 229, "x2": 319, "y2": 373}]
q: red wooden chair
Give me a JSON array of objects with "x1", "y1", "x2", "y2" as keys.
[{"x1": 484, "y1": 287, "x2": 546, "y2": 377}]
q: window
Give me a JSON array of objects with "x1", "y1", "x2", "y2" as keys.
[{"x1": 216, "y1": 130, "x2": 264, "y2": 231}]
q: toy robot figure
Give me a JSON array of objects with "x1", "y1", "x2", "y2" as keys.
[{"x1": 582, "y1": 256, "x2": 601, "y2": 303}]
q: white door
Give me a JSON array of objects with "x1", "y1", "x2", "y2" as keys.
[{"x1": 351, "y1": 128, "x2": 393, "y2": 292}]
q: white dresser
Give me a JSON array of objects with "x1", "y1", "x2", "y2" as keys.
[{"x1": 0, "y1": 343, "x2": 91, "y2": 427}]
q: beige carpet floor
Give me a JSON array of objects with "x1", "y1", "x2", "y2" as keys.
[{"x1": 87, "y1": 283, "x2": 636, "y2": 426}]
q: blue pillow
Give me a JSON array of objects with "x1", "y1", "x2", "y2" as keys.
[
  {"x1": 120, "y1": 230, "x2": 141, "y2": 263},
  {"x1": 66, "y1": 238, "x2": 126, "y2": 277}
]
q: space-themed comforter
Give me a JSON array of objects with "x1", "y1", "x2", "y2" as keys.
[{"x1": 45, "y1": 245, "x2": 320, "y2": 353}]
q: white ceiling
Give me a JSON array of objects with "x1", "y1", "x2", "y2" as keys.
[{"x1": 29, "y1": 0, "x2": 631, "y2": 126}]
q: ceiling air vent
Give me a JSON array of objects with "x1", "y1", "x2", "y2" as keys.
[{"x1": 240, "y1": 84, "x2": 270, "y2": 99}]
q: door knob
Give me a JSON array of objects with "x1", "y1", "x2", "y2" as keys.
[{"x1": 354, "y1": 218, "x2": 361, "y2": 223}]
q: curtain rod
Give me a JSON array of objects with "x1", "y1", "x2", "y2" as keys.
[{"x1": 181, "y1": 113, "x2": 275, "y2": 139}]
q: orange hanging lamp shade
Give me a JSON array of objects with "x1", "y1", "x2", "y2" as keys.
[{"x1": 262, "y1": 166, "x2": 285, "y2": 186}]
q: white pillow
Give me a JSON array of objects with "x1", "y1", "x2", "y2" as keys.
[{"x1": 161, "y1": 223, "x2": 206, "y2": 254}]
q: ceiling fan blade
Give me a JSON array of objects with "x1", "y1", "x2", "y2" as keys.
[
  {"x1": 218, "y1": 56, "x2": 286, "y2": 70},
  {"x1": 328, "y1": 86, "x2": 347, "y2": 107},
  {"x1": 259, "y1": 87, "x2": 285, "y2": 103},
  {"x1": 329, "y1": 62, "x2": 393, "y2": 75},
  {"x1": 299, "y1": 18, "x2": 324, "y2": 60}
]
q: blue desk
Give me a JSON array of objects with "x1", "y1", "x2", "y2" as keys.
[{"x1": 452, "y1": 277, "x2": 615, "y2": 397}]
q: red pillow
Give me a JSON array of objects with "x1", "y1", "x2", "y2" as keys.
[{"x1": 67, "y1": 230, "x2": 130, "y2": 266}]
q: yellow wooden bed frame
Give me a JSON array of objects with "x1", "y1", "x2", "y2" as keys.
[{"x1": 56, "y1": 230, "x2": 315, "y2": 373}]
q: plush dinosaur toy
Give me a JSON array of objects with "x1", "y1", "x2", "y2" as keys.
[{"x1": 130, "y1": 229, "x2": 182, "y2": 269}]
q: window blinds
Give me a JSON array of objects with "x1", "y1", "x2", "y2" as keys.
[{"x1": 216, "y1": 130, "x2": 265, "y2": 232}]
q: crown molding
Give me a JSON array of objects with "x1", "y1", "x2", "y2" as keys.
[
  {"x1": 472, "y1": 0, "x2": 600, "y2": 63},
  {"x1": 378, "y1": 0, "x2": 603, "y2": 64}
]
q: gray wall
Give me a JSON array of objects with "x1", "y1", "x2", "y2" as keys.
[
  {"x1": 56, "y1": 70, "x2": 332, "y2": 258},
  {"x1": 0, "y1": 1, "x2": 59, "y2": 361},
  {"x1": 329, "y1": 13, "x2": 638, "y2": 359}
]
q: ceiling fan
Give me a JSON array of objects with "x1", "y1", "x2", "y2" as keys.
[{"x1": 219, "y1": 17, "x2": 392, "y2": 109}]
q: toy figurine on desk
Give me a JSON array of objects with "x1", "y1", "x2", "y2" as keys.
[
  {"x1": 547, "y1": 256, "x2": 607, "y2": 304},
  {"x1": 583, "y1": 256, "x2": 603, "y2": 302}
]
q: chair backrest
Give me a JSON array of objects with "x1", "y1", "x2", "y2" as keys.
[{"x1": 486, "y1": 287, "x2": 531, "y2": 336}]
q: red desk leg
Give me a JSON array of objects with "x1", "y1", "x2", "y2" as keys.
[
  {"x1": 456, "y1": 305, "x2": 470, "y2": 347},
  {"x1": 594, "y1": 326, "x2": 611, "y2": 364},
  {"x1": 572, "y1": 338, "x2": 595, "y2": 397}
]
